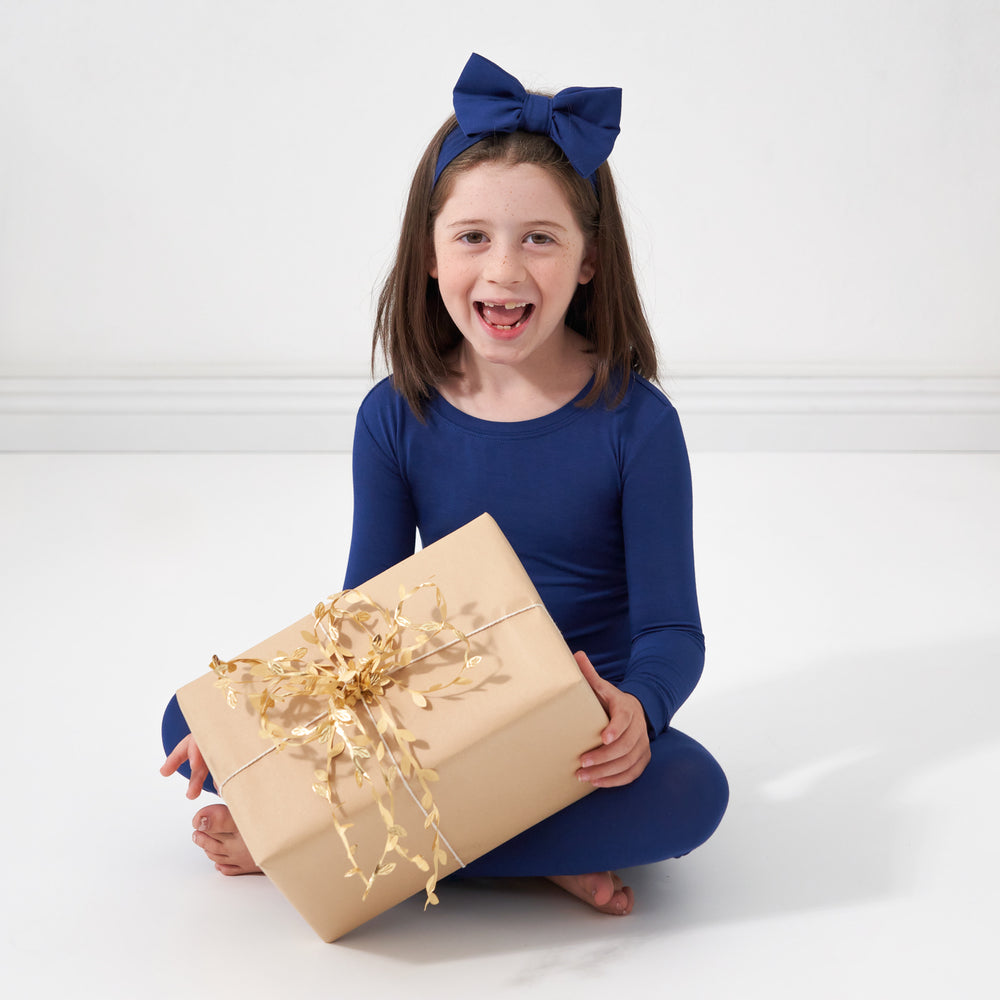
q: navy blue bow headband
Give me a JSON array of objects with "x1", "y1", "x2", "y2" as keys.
[{"x1": 433, "y1": 53, "x2": 623, "y2": 187}]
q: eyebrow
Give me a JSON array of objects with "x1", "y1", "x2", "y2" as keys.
[{"x1": 441, "y1": 218, "x2": 570, "y2": 232}]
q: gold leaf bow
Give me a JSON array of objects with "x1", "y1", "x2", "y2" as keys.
[{"x1": 211, "y1": 582, "x2": 480, "y2": 906}]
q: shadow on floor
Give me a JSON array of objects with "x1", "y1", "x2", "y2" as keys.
[{"x1": 333, "y1": 634, "x2": 1000, "y2": 968}]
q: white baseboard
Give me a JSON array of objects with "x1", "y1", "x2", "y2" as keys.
[
  {"x1": 1, "y1": 374, "x2": 998, "y2": 452},
  {"x1": 665, "y1": 375, "x2": 1000, "y2": 451}
]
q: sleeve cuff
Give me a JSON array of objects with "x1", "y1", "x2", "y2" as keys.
[{"x1": 616, "y1": 678, "x2": 671, "y2": 740}]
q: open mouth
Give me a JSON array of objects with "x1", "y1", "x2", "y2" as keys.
[{"x1": 475, "y1": 301, "x2": 534, "y2": 332}]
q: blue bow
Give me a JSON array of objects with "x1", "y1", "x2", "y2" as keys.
[{"x1": 433, "y1": 53, "x2": 622, "y2": 185}]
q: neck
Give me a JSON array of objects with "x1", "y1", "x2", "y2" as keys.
[{"x1": 441, "y1": 332, "x2": 594, "y2": 422}]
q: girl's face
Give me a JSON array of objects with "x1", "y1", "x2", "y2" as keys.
[{"x1": 430, "y1": 162, "x2": 595, "y2": 375}]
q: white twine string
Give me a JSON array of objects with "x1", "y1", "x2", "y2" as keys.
[
  {"x1": 215, "y1": 600, "x2": 545, "y2": 866},
  {"x1": 358, "y1": 698, "x2": 466, "y2": 868}
]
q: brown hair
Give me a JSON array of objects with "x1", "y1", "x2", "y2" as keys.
[{"x1": 373, "y1": 114, "x2": 657, "y2": 416}]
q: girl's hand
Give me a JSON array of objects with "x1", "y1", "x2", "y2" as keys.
[
  {"x1": 574, "y1": 651, "x2": 652, "y2": 787},
  {"x1": 160, "y1": 734, "x2": 210, "y2": 800}
]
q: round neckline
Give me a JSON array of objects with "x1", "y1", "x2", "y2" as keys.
[{"x1": 429, "y1": 375, "x2": 596, "y2": 438}]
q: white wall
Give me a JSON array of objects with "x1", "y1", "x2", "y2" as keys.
[{"x1": 1, "y1": 1, "x2": 998, "y2": 448}]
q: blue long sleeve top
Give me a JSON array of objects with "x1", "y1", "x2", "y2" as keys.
[{"x1": 343, "y1": 374, "x2": 705, "y2": 736}]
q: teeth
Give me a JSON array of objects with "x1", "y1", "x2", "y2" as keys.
[{"x1": 481, "y1": 301, "x2": 529, "y2": 310}]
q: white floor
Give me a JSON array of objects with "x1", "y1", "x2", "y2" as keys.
[{"x1": 2, "y1": 451, "x2": 998, "y2": 999}]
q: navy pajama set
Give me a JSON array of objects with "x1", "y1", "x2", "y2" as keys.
[{"x1": 162, "y1": 373, "x2": 728, "y2": 876}]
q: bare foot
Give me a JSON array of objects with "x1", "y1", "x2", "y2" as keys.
[
  {"x1": 547, "y1": 872, "x2": 635, "y2": 915},
  {"x1": 191, "y1": 804, "x2": 262, "y2": 876}
]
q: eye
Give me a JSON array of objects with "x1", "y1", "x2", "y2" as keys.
[
  {"x1": 525, "y1": 232, "x2": 555, "y2": 246},
  {"x1": 459, "y1": 231, "x2": 488, "y2": 245}
]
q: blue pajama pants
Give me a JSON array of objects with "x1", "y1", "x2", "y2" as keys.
[{"x1": 162, "y1": 694, "x2": 728, "y2": 876}]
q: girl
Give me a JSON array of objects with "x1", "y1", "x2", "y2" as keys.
[{"x1": 162, "y1": 53, "x2": 728, "y2": 917}]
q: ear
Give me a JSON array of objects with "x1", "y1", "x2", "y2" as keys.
[
  {"x1": 428, "y1": 240, "x2": 438, "y2": 280},
  {"x1": 578, "y1": 241, "x2": 596, "y2": 285}
]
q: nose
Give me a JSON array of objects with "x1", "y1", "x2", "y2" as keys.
[{"x1": 483, "y1": 243, "x2": 526, "y2": 284}]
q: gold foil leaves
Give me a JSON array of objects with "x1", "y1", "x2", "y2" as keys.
[{"x1": 210, "y1": 582, "x2": 480, "y2": 907}]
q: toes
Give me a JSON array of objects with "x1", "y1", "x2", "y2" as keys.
[
  {"x1": 215, "y1": 862, "x2": 241, "y2": 875},
  {"x1": 607, "y1": 883, "x2": 635, "y2": 916},
  {"x1": 193, "y1": 832, "x2": 246, "y2": 869},
  {"x1": 192, "y1": 803, "x2": 236, "y2": 836},
  {"x1": 586, "y1": 873, "x2": 634, "y2": 915},
  {"x1": 604, "y1": 875, "x2": 634, "y2": 915},
  {"x1": 190, "y1": 811, "x2": 261, "y2": 875},
  {"x1": 192, "y1": 830, "x2": 226, "y2": 856},
  {"x1": 590, "y1": 872, "x2": 615, "y2": 907},
  {"x1": 546, "y1": 872, "x2": 634, "y2": 915}
]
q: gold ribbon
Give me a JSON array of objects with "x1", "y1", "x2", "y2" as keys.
[{"x1": 211, "y1": 582, "x2": 540, "y2": 907}]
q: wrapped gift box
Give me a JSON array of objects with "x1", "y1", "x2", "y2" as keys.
[{"x1": 176, "y1": 513, "x2": 607, "y2": 941}]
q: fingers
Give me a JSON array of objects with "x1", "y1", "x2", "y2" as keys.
[
  {"x1": 186, "y1": 740, "x2": 208, "y2": 800},
  {"x1": 574, "y1": 650, "x2": 651, "y2": 788},
  {"x1": 159, "y1": 734, "x2": 192, "y2": 777},
  {"x1": 578, "y1": 710, "x2": 649, "y2": 785},
  {"x1": 574, "y1": 650, "x2": 618, "y2": 741},
  {"x1": 578, "y1": 731, "x2": 650, "y2": 786},
  {"x1": 574, "y1": 650, "x2": 611, "y2": 704},
  {"x1": 596, "y1": 687, "x2": 640, "y2": 747},
  {"x1": 160, "y1": 734, "x2": 208, "y2": 799}
]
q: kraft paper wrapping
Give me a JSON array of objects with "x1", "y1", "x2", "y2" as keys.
[{"x1": 176, "y1": 513, "x2": 608, "y2": 941}]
